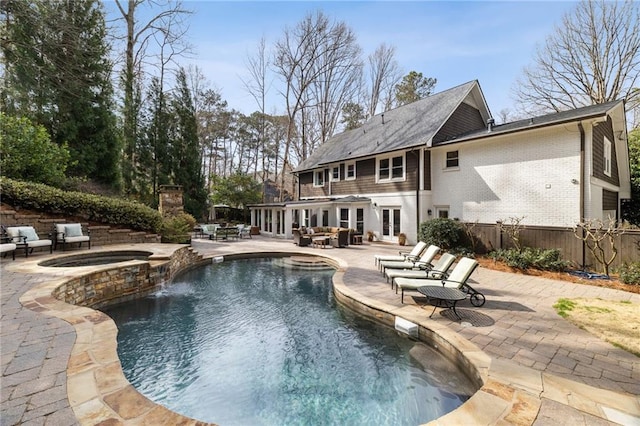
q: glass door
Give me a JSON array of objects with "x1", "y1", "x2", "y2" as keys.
[{"x1": 381, "y1": 208, "x2": 401, "y2": 241}]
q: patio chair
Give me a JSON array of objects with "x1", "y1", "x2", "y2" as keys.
[
  {"x1": 5, "y1": 225, "x2": 53, "y2": 257},
  {"x1": 0, "y1": 231, "x2": 17, "y2": 260},
  {"x1": 330, "y1": 229, "x2": 349, "y2": 248},
  {"x1": 385, "y1": 253, "x2": 456, "y2": 287},
  {"x1": 373, "y1": 241, "x2": 427, "y2": 269},
  {"x1": 394, "y1": 257, "x2": 480, "y2": 304},
  {"x1": 54, "y1": 223, "x2": 91, "y2": 251},
  {"x1": 293, "y1": 229, "x2": 312, "y2": 247},
  {"x1": 200, "y1": 224, "x2": 219, "y2": 240},
  {"x1": 237, "y1": 224, "x2": 252, "y2": 239},
  {"x1": 378, "y1": 245, "x2": 440, "y2": 274}
]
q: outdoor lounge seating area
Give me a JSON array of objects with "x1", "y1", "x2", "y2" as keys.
[
  {"x1": 292, "y1": 227, "x2": 351, "y2": 248},
  {"x1": 2, "y1": 225, "x2": 53, "y2": 258},
  {"x1": 54, "y1": 223, "x2": 91, "y2": 251},
  {"x1": 371, "y1": 243, "x2": 486, "y2": 316},
  {"x1": 194, "y1": 223, "x2": 252, "y2": 241}
]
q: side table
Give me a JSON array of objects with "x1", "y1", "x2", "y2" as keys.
[{"x1": 417, "y1": 286, "x2": 467, "y2": 320}]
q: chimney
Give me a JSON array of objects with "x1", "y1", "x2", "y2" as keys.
[
  {"x1": 381, "y1": 113, "x2": 385, "y2": 125},
  {"x1": 487, "y1": 117, "x2": 495, "y2": 132}
]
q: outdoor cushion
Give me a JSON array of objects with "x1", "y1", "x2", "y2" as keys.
[
  {"x1": 19, "y1": 227, "x2": 39, "y2": 242},
  {"x1": 65, "y1": 224, "x2": 83, "y2": 237}
]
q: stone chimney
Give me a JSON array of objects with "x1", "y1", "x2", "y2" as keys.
[{"x1": 158, "y1": 185, "x2": 184, "y2": 217}]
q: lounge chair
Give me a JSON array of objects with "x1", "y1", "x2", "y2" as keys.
[
  {"x1": 373, "y1": 241, "x2": 427, "y2": 269},
  {"x1": 378, "y1": 245, "x2": 440, "y2": 274},
  {"x1": 237, "y1": 224, "x2": 252, "y2": 239},
  {"x1": 385, "y1": 253, "x2": 456, "y2": 287},
  {"x1": 394, "y1": 257, "x2": 480, "y2": 304},
  {"x1": 5, "y1": 225, "x2": 53, "y2": 257},
  {"x1": 54, "y1": 223, "x2": 91, "y2": 251},
  {"x1": 330, "y1": 229, "x2": 349, "y2": 248}
]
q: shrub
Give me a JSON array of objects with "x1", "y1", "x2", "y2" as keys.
[
  {"x1": 489, "y1": 247, "x2": 569, "y2": 271},
  {"x1": 617, "y1": 262, "x2": 640, "y2": 285},
  {"x1": 161, "y1": 213, "x2": 196, "y2": 243},
  {"x1": 0, "y1": 178, "x2": 163, "y2": 233},
  {"x1": 418, "y1": 218, "x2": 463, "y2": 250},
  {"x1": 0, "y1": 113, "x2": 71, "y2": 187}
]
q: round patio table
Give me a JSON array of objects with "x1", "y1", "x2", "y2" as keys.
[{"x1": 418, "y1": 286, "x2": 467, "y2": 320}]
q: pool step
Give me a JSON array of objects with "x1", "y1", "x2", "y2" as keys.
[{"x1": 273, "y1": 256, "x2": 333, "y2": 270}]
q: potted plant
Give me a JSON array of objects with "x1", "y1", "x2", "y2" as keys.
[
  {"x1": 366, "y1": 230, "x2": 375, "y2": 242},
  {"x1": 398, "y1": 232, "x2": 407, "y2": 246}
]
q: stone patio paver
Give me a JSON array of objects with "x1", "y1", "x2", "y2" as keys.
[{"x1": 1, "y1": 237, "x2": 639, "y2": 425}]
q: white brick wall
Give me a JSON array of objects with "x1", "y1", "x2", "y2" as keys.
[{"x1": 431, "y1": 126, "x2": 582, "y2": 227}]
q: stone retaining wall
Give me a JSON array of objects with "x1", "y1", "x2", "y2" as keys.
[
  {"x1": 0, "y1": 210, "x2": 160, "y2": 246},
  {"x1": 51, "y1": 247, "x2": 203, "y2": 308}
]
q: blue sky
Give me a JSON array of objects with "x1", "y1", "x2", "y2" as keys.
[{"x1": 106, "y1": 1, "x2": 579, "y2": 120}]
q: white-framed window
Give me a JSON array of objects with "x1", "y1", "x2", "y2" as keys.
[
  {"x1": 339, "y1": 208, "x2": 349, "y2": 229},
  {"x1": 345, "y1": 161, "x2": 356, "y2": 180},
  {"x1": 377, "y1": 154, "x2": 404, "y2": 182},
  {"x1": 435, "y1": 206, "x2": 449, "y2": 218},
  {"x1": 330, "y1": 165, "x2": 340, "y2": 182},
  {"x1": 314, "y1": 170, "x2": 324, "y2": 187},
  {"x1": 604, "y1": 137, "x2": 612, "y2": 177},
  {"x1": 446, "y1": 150, "x2": 459, "y2": 168}
]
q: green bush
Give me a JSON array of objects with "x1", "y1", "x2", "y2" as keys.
[
  {"x1": 0, "y1": 177, "x2": 163, "y2": 233},
  {"x1": 161, "y1": 212, "x2": 196, "y2": 243},
  {"x1": 0, "y1": 113, "x2": 71, "y2": 187},
  {"x1": 418, "y1": 218, "x2": 463, "y2": 250},
  {"x1": 617, "y1": 262, "x2": 640, "y2": 285},
  {"x1": 489, "y1": 247, "x2": 569, "y2": 271}
]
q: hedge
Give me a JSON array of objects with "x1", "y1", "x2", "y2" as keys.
[{"x1": 0, "y1": 178, "x2": 163, "y2": 233}]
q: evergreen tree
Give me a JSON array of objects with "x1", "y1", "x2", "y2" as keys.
[
  {"x1": 394, "y1": 71, "x2": 437, "y2": 106},
  {"x1": 1, "y1": 0, "x2": 121, "y2": 186},
  {"x1": 170, "y1": 68, "x2": 207, "y2": 219}
]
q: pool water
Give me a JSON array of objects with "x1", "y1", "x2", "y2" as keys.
[{"x1": 103, "y1": 258, "x2": 475, "y2": 425}]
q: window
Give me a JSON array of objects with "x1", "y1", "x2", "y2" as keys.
[
  {"x1": 340, "y1": 208, "x2": 349, "y2": 229},
  {"x1": 356, "y1": 208, "x2": 364, "y2": 234},
  {"x1": 303, "y1": 209, "x2": 310, "y2": 227},
  {"x1": 314, "y1": 170, "x2": 324, "y2": 187},
  {"x1": 377, "y1": 154, "x2": 404, "y2": 181},
  {"x1": 322, "y1": 210, "x2": 329, "y2": 227},
  {"x1": 436, "y1": 207, "x2": 449, "y2": 218},
  {"x1": 446, "y1": 151, "x2": 459, "y2": 168},
  {"x1": 604, "y1": 137, "x2": 612, "y2": 177},
  {"x1": 345, "y1": 162, "x2": 356, "y2": 180},
  {"x1": 330, "y1": 166, "x2": 340, "y2": 182}
]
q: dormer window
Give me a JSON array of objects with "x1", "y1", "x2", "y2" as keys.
[{"x1": 314, "y1": 170, "x2": 324, "y2": 187}]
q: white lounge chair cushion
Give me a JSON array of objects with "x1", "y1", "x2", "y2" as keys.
[
  {"x1": 0, "y1": 243, "x2": 17, "y2": 253},
  {"x1": 64, "y1": 236, "x2": 90, "y2": 243},
  {"x1": 26, "y1": 239, "x2": 52, "y2": 248}
]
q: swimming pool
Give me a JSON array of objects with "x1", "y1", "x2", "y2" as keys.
[{"x1": 103, "y1": 258, "x2": 476, "y2": 425}]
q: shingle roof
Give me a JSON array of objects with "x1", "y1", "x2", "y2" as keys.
[
  {"x1": 434, "y1": 100, "x2": 623, "y2": 146},
  {"x1": 295, "y1": 80, "x2": 479, "y2": 172}
]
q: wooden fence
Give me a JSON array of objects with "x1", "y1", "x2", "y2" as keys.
[{"x1": 468, "y1": 223, "x2": 639, "y2": 271}]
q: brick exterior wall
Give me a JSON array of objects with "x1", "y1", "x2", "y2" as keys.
[{"x1": 431, "y1": 125, "x2": 582, "y2": 227}]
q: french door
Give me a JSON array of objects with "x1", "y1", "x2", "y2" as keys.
[{"x1": 381, "y1": 208, "x2": 401, "y2": 241}]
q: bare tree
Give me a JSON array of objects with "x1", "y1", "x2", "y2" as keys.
[
  {"x1": 113, "y1": 0, "x2": 191, "y2": 195},
  {"x1": 498, "y1": 216, "x2": 525, "y2": 252},
  {"x1": 573, "y1": 217, "x2": 624, "y2": 276},
  {"x1": 366, "y1": 43, "x2": 401, "y2": 117},
  {"x1": 513, "y1": 0, "x2": 640, "y2": 116},
  {"x1": 273, "y1": 11, "x2": 362, "y2": 200}
]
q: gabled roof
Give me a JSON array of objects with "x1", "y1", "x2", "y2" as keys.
[
  {"x1": 295, "y1": 80, "x2": 486, "y2": 172},
  {"x1": 434, "y1": 100, "x2": 624, "y2": 146}
]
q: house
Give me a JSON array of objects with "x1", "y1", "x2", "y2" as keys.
[{"x1": 249, "y1": 80, "x2": 631, "y2": 244}]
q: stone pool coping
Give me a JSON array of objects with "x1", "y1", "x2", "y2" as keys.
[{"x1": 11, "y1": 244, "x2": 640, "y2": 425}]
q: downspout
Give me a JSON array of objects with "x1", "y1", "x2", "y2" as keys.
[
  {"x1": 578, "y1": 122, "x2": 586, "y2": 269},
  {"x1": 411, "y1": 149, "x2": 420, "y2": 237}
]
